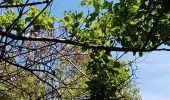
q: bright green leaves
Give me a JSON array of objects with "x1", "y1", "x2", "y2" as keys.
[
  {"x1": 129, "y1": 5, "x2": 139, "y2": 14},
  {"x1": 60, "y1": 11, "x2": 84, "y2": 39},
  {"x1": 80, "y1": 0, "x2": 102, "y2": 9},
  {"x1": 4, "y1": 0, "x2": 21, "y2": 5},
  {"x1": 129, "y1": 19, "x2": 139, "y2": 26},
  {"x1": 60, "y1": 0, "x2": 170, "y2": 57},
  {"x1": 0, "y1": 9, "x2": 25, "y2": 33},
  {"x1": 60, "y1": 3, "x2": 114, "y2": 45},
  {"x1": 0, "y1": 5, "x2": 55, "y2": 35},
  {"x1": 60, "y1": 11, "x2": 83, "y2": 31},
  {"x1": 92, "y1": 0, "x2": 101, "y2": 12},
  {"x1": 80, "y1": 0, "x2": 91, "y2": 6},
  {"x1": 0, "y1": 10, "x2": 15, "y2": 29},
  {"x1": 128, "y1": 0, "x2": 141, "y2": 13},
  {"x1": 25, "y1": 7, "x2": 55, "y2": 32},
  {"x1": 60, "y1": 10, "x2": 107, "y2": 46},
  {"x1": 15, "y1": 20, "x2": 25, "y2": 33}
]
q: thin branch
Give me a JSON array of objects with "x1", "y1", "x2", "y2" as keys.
[
  {"x1": 52, "y1": 45, "x2": 88, "y2": 77},
  {"x1": 31, "y1": 72, "x2": 62, "y2": 99},
  {"x1": 0, "y1": 0, "x2": 50, "y2": 8},
  {"x1": 2, "y1": 58, "x2": 56, "y2": 76},
  {"x1": 18, "y1": 0, "x2": 52, "y2": 36}
]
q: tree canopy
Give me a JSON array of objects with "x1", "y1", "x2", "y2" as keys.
[{"x1": 0, "y1": 0, "x2": 170, "y2": 99}]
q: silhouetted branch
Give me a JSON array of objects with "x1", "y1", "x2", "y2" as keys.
[
  {"x1": 1, "y1": 31, "x2": 170, "y2": 52},
  {"x1": 0, "y1": 0, "x2": 51, "y2": 8}
]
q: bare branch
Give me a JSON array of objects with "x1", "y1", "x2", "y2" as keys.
[{"x1": 0, "y1": 0, "x2": 51, "y2": 8}]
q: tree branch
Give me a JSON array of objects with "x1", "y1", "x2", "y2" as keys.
[
  {"x1": 0, "y1": 0, "x2": 50, "y2": 8},
  {"x1": 142, "y1": 11, "x2": 164, "y2": 49},
  {"x1": 1, "y1": 31, "x2": 170, "y2": 52}
]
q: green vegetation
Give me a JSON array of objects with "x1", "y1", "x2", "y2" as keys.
[{"x1": 0, "y1": 0, "x2": 170, "y2": 99}]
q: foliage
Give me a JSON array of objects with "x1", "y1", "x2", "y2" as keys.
[
  {"x1": 0, "y1": 0, "x2": 143, "y2": 99},
  {"x1": 58, "y1": 0, "x2": 170, "y2": 99},
  {"x1": 60, "y1": 0, "x2": 170, "y2": 55},
  {"x1": 0, "y1": 0, "x2": 55, "y2": 35},
  {"x1": 0, "y1": 62, "x2": 46, "y2": 100},
  {"x1": 53, "y1": 46, "x2": 90, "y2": 99},
  {"x1": 85, "y1": 50, "x2": 141, "y2": 99},
  {"x1": 25, "y1": 7, "x2": 55, "y2": 32},
  {"x1": 4, "y1": 0, "x2": 170, "y2": 99}
]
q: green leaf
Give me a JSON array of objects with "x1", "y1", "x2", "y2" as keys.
[
  {"x1": 25, "y1": 17, "x2": 32, "y2": 22},
  {"x1": 80, "y1": 0, "x2": 91, "y2": 6}
]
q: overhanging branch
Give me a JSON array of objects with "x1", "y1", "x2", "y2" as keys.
[
  {"x1": 1, "y1": 32, "x2": 170, "y2": 52},
  {"x1": 0, "y1": 0, "x2": 50, "y2": 8}
]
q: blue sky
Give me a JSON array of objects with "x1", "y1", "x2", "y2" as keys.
[
  {"x1": 52, "y1": 0, "x2": 170, "y2": 99},
  {"x1": 138, "y1": 52, "x2": 170, "y2": 100}
]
